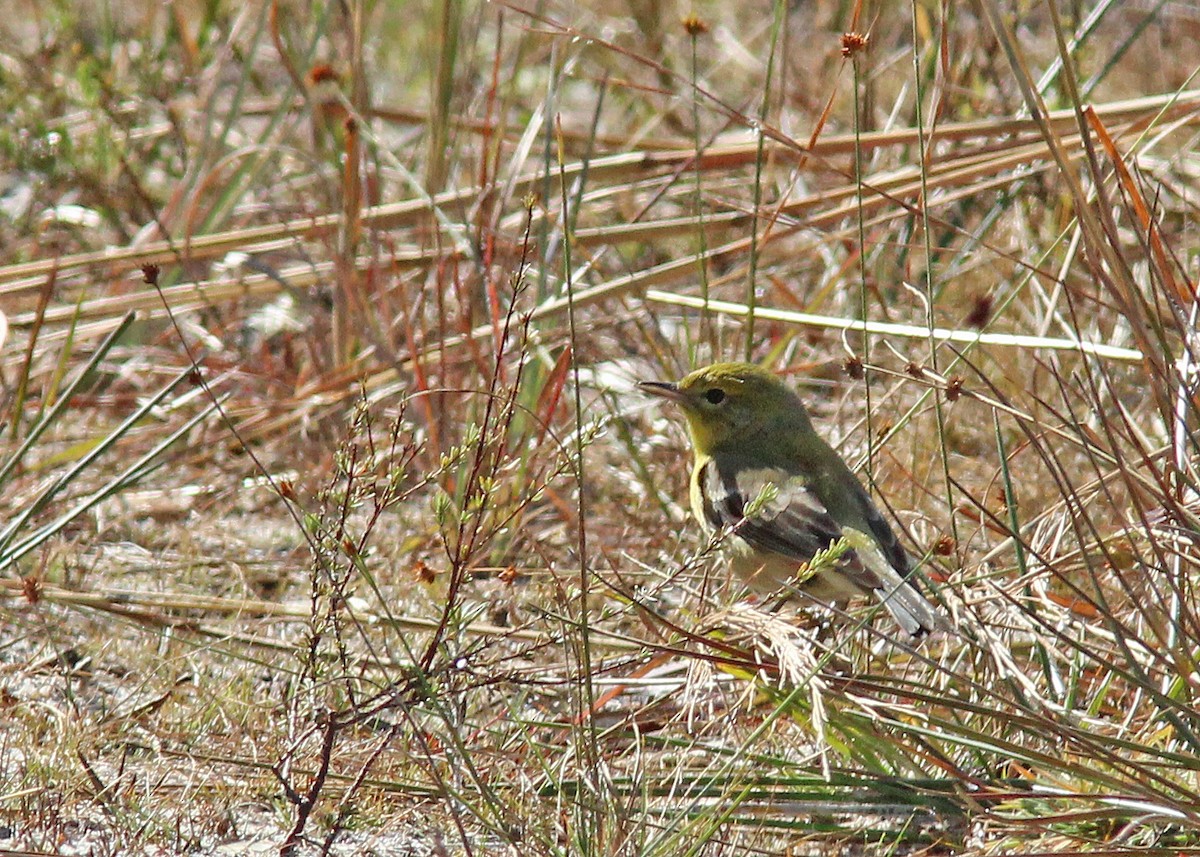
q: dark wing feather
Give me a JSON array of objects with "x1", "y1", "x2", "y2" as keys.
[
  {"x1": 699, "y1": 457, "x2": 943, "y2": 635},
  {"x1": 849, "y1": 479, "x2": 912, "y2": 575},
  {"x1": 699, "y1": 459, "x2": 885, "y2": 590}
]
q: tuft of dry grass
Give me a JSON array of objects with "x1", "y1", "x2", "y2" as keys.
[{"x1": 3, "y1": 0, "x2": 1200, "y2": 854}]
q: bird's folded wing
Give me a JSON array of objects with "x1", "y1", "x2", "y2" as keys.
[
  {"x1": 852, "y1": 480, "x2": 913, "y2": 576},
  {"x1": 699, "y1": 461, "x2": 886, "y2": 590}
]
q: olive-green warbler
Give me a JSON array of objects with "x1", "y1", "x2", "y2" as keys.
[{"x1": 639, "y1": 361, "x2": 942, "y2": 635}]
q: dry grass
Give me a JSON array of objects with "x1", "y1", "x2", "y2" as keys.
[{"x1": 2, "y1": 0, "x2": 1200, "y2": 854}]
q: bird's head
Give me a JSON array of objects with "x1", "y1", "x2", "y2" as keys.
[{"x1": 638, "y1": 362, "x2": 813, "y2": 455}]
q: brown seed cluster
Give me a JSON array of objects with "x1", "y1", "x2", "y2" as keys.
[
  {"x1": 413, "y1": 560, "x2": 437, "y2": 584},
  {"x1": 965, "y1": 294, "x2": 994, "y2": 328},
  {"x1": 307, "y1": 63, "x2": 340, "y2": 87},
  {"x1": 840, "y1": 31, "x2": 869, "y2": 58}
]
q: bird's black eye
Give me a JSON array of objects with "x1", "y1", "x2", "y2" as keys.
[{"x1": 704, "y1": 388, "x2": 726, "y2": 405}]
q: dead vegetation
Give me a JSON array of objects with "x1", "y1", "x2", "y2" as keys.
[{"x1": 2, "y1": 0, "x2": 1200, "y2": 854}]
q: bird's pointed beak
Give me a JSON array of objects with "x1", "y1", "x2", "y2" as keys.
[{"x1": 637, "y1": 380, "x2": 685, "y2": 403}]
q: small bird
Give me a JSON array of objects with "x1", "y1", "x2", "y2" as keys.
[{"x1": 639, "y1": 361, "x2": 943, "y2": 635}]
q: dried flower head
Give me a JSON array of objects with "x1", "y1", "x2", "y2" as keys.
[
  {"x1": 308, "y1": 63, "x2": 341, "y2": 87},
  {"x1": 414, "y1": 560, "x2": 436, "y2": 584},
  {"x1": 965, "y1": 294, "x2": 994, "y2": 328},
  {"x1": 840, "y1": 31, "x2": 869, "y2": 59}
]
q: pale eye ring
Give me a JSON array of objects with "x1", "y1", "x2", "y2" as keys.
[{"x1": 704, "y1": 388, "x2": 726, "y2": 405}]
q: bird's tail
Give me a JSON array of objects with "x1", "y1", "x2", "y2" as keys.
[{"x1": 874, "y1": 577, "x2": 945, "y2": 637}]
